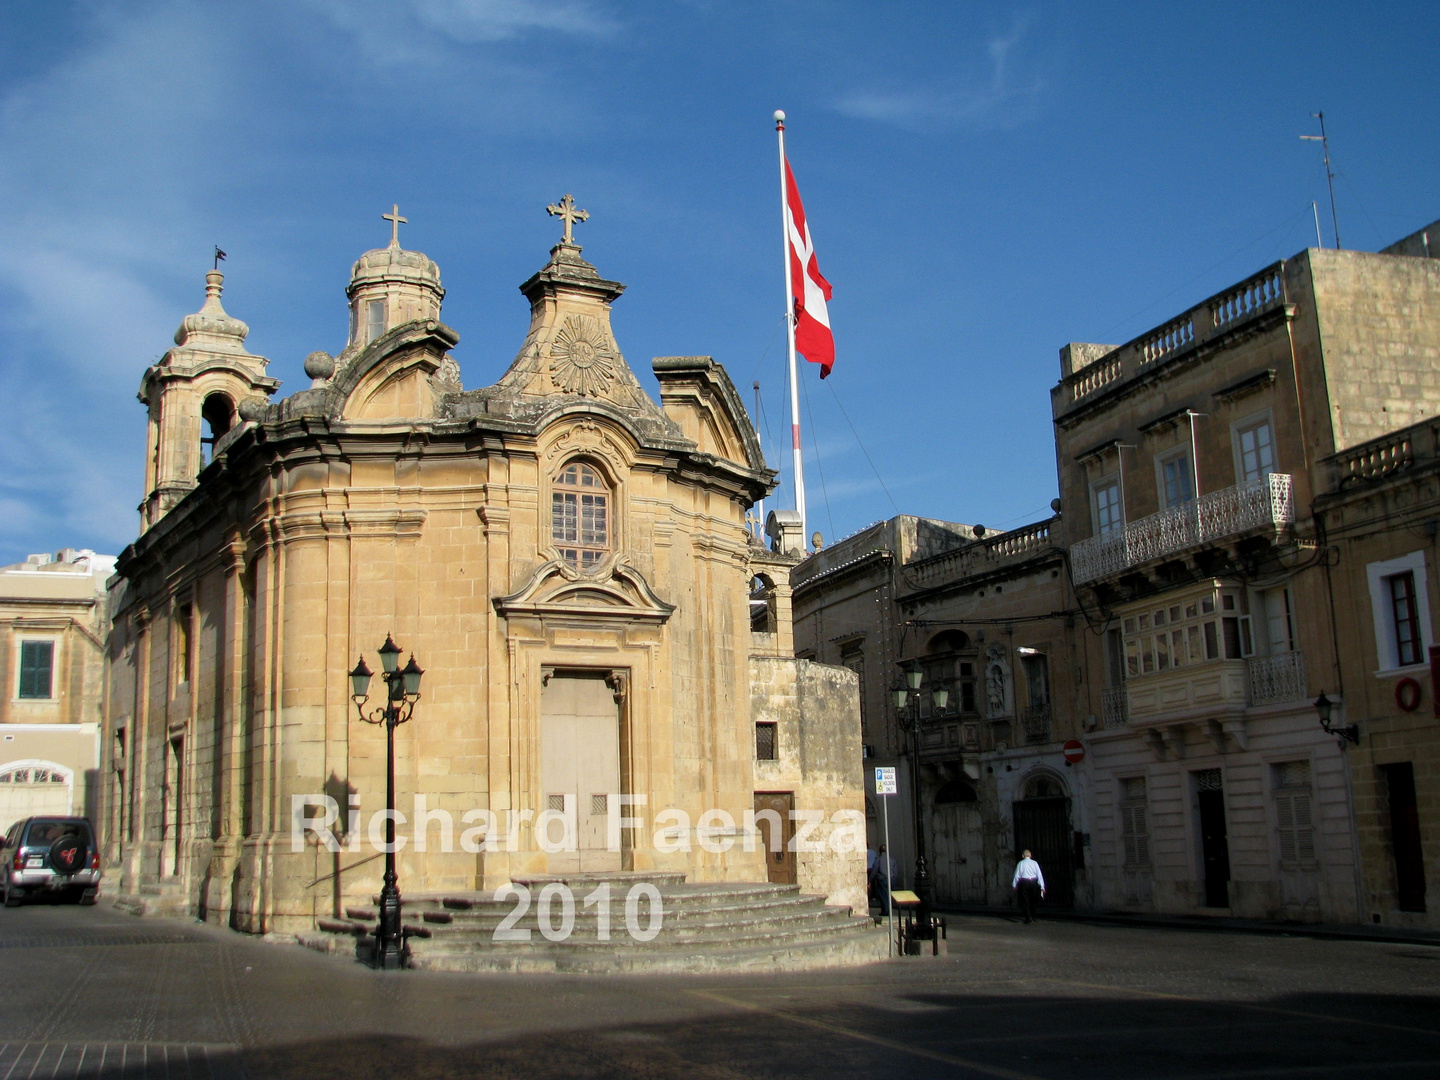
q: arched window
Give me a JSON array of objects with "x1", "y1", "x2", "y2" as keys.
[
  {"x1": 201, "y1": 392, "x2": 234, "y2": 467},
  {"x1": 552, "y1": 461, "x2": 609, "y2": 568}
]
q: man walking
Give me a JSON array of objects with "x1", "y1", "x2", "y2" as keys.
[{"x1": 1012, "y1": 848, "x2": 1046, "y2": 923}]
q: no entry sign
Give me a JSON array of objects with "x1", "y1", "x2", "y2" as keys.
[{"x1": 1063, "y1": 739, "x2": 1085, "y2": 764}]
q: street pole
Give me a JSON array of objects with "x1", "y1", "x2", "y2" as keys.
[
  {"x1": 882, "y1": 791, "x2": 894, "y2": 957},
  {"x1": 377, "y1": 700, "x2": 402, "y2": 969},
  {"x1": 909, "y1": 692, "x2": 932, "y2": 936},
  {"x1": 350, "y1": 636, "x2": 423, "y2": 971}
]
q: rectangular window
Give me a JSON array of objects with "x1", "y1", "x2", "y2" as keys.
[
  {"x1": 1094, "y1": 480, "x2": 1122, "y2": 538},
  {"x1": 1237, "y1": 419, "x2": 1276, "y2": 482},
  {"x1": 1022, "y1": 654, "x2": 1050, "y2": 708},
  {"x1": 1119, "y1": 776, "x2": 1150, "y2": 867},
  {"x1": 1390, "y1": 572, "x2": 1422, "y2": 667},
  {"x1": 755, "y1": 722, "x2": 777, "y2": 761},
  {"x1": 959, "y1": 662, "x2": 977, "y2": 713},
  {"x1": 1273, "y1": 761, "x2": 1315, "y2": 865},
  {"x1": 366, "y1": 299, "x2": 386, "y2": 342},
  {"x1": 176, "y1": 605, "x2": 193, "y2": 686},
  {"x1": 1105, "y1": 628, "x2": 1125, "y2": 687},
  {"x1": 18, "y1": 641, "x2": 53, "y2": 699},
  {"x1": 1161, "y1": 454, "x2": 1194, "y2": 508},
  {"x1": 1265, "y1": 587, "x2": 1295, "y2": 654}
]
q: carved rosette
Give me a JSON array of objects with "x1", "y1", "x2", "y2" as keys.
[{"x1": 548, "y1": 315, "x2": 618, "y2": 396}]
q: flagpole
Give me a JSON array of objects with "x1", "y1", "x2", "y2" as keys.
[{"x1": 776, "y1": 110, "x2": 808, "y2": 548}]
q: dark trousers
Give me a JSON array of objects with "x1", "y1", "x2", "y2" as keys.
[{"x1": 1016, "y1": 880, "x2": 1041, "y2": 922}]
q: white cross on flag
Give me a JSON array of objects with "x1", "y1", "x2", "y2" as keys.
[{"x1": 783, "y1": 156, "x2": 835, "y2": 378}]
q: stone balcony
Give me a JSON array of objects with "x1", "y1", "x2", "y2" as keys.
[{"x1": 1071, "y1": 473, "x2": 1294, "y2": 586}]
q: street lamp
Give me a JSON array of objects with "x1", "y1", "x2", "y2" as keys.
[
  {"x1": 350, "y1": 634, "x2": 424, "y2": 969},
  {"x1": 1313, "y1": 690, "x2": 1358, "y2": 747},
  {"x1": 893, "y1": 665, "x2": 950, "y2": 939}
]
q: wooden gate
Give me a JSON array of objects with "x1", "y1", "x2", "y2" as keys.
[{"x1": 931, "y1": 801, "x2": 985, "y2": 904}]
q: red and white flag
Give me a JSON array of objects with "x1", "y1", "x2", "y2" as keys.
[{"x1": 783, "y1": 157, "x2": 835, "y2": 378}]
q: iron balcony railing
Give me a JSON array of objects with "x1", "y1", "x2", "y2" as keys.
[
  {"x1": 1101, "y1": 686, "x2": 1129, "y2": 728},
  {"x1": 1021, "y1": 704, "x2": 1052, "y2": 745},
  {"x1": 1071, "y1": 473, "x2": 1293, "y2": 585},
  {"x1": 1248, "y1": 650, "x2": 1307, "y2": 706}
]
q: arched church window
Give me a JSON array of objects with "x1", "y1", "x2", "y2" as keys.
[
  {"x1": 552, "y1": 461, "x2": 609, "y2": 569},
  {"x1": 200, "y1": 393, "x2": 233, "y2": 468}
]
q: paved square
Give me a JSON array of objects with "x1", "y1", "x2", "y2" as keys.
[{"x1": 1, "y1": 904, "x2": 1437, "y2": 1079}]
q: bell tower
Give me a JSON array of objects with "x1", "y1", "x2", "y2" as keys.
[{"x1": 137, "y1": 267, "x2": 278, "y2": 530}]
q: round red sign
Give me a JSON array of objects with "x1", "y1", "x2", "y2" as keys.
[{"x1": 1063, "y1": 739, "x2": 1085, "y2": 764}]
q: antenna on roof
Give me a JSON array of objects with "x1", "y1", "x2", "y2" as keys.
[{"x1": 1300, "y1": 112, "x2": 1341, "y2": 250}]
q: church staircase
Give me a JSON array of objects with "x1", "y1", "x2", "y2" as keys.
[{"x1": 299, "y1": 872, "x2": 887, "y2": 974}]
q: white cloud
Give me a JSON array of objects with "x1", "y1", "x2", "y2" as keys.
[{"x1": 835, "y1": 20, "x2": 1043, "y2": 131}]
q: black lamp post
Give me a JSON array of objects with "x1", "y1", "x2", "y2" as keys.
[
  {"x1": 349, "y1": 634, "x2": 424, "y2": 970},
  {"x1": 893, "y1": 667, "x2": 949, "y2": 938},
  {"x1": 1314, "y1": 690, "x2": 1359, "y2": 747}
]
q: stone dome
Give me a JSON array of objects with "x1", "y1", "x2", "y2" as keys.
[
  {"x1": 174, "y1": 270, "x2": 249, "y2": 350},
  {"x1": 347, "y1": 245, "x2": 444, "y2": 300}
]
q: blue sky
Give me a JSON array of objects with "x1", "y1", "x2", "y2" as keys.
[{"x1": 0, "y1": 1, "x2": 1436, "y2": 563}]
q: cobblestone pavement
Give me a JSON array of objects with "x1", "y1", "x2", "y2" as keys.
[{"x1": 1, "y1": 902, "x2": 1437, "y2": 1079}]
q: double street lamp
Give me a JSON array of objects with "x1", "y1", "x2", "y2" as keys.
[
  {"x1": 349, "y1": 634, "x2": 424, "y2": 970},
  {"x1": 893, "y1": 666, "x2": 949, "y2": 939}
]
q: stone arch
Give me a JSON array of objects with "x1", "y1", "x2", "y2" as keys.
[
  {"x1": 1020, "y1": 767, "x2": 1069, "y2": 801},
  {"x1": 926, "y1": 629, "x2": 969, "y2": 654},
  {"x1": 749, "y1": 572, "x2": 778, "y2": 634},
  {"x1": 200, "y1": 391, "x2": 234, "y2": 466}
]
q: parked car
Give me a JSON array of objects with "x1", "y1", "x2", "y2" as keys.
[{"x1": 0, "y1": 817, "x2": 100, "y2": 906}]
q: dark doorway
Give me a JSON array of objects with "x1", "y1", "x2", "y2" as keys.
[
  {"x1": 1382, "y1": 762, "x2": 1426, "y2": 913},
  {"x1": 1013, "y1": 794, "x2": 1074, "y2": 908},
  {"x1": 754, "y1": 792, "x2": 796, "y2": 885},
  {"x1": 1195, "y1": 769, "x2": 1230, "y2": 908}
]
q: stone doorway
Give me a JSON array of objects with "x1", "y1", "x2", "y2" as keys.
[
  {"x1": 1013, "y1": 773, "x2": 1074, "y2": 908},
  {"x1": 541, "y1": 671, "x2": 622, "y2": 872}
]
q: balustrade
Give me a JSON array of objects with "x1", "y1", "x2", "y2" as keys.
[
  {"x1": 1140, "y1": 317, "x2": 1194, "y2": 365},
  {"x1": 1063, "y1": 263, "x2": 1288, "y2": 407},
  {"x1": 1210, "y1": 267, "x2": 1285, "y2": 329},
  {"x1": 1071, "y1": 473, "x2": 1293, "y2": 585},
  {"x1": 905, "y1": 519, "x2": 1054, "y2": 588}
]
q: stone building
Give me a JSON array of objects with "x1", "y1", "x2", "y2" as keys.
[
  {"x1": 1314, "y1": 415, "x2": 1440, "y2": 928},
  {"x1": 0, "y1": 548, "x2": 115, "y2": 834},
  {"x1": 103, "y1": 205, "x2": 868, "y2": 937},
  {"x1": 790, "y1": 514, "x2": 1083, "y2": 909},
  {"x1": 1054, "y1": 222, "x2": 1440, "y2": 923}
]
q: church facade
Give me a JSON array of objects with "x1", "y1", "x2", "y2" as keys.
[{"x1": 103, "y1": 204, "x2": 866, "y2": 933}]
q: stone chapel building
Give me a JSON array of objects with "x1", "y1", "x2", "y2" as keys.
[{"x1": 103, "y1": 205, "x2": 866, "y2": 935}]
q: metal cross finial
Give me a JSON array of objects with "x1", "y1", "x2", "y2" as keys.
[
  {"x1": 547, "y1": 194, "x2": 589, "y2": 245},
  {"x1": 382, "y1": 204, "x2": 407, "y2": 247}
]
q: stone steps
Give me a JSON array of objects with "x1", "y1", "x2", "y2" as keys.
[{"x1": 300, "y1": 872, "x2": 887, "y2": 974}]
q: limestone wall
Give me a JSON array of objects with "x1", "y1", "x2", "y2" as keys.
[
  {"x1": 749, "y1": 655, "x2": 867, "y2": 913},
  {"x1": 1309, "y1": 248, "x2": 1440, "y2": 450}
]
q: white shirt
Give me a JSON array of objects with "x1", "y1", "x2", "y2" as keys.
[{"x1": 1012, "y1": 857, "x2": 1045, "y2": 890}]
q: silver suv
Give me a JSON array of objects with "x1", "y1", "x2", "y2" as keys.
[{"x1": 1, "y1": 817, "x2": 100, "y2": 906}]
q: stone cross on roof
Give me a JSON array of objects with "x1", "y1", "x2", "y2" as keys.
[
  {"x1": 547, "y1": 194, "x2": 589, "y2": 245},
  {"x1": 382, "y1": 204, "x2": 407, "y2": 248}
]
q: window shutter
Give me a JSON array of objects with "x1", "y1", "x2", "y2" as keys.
[{"x1": 1276, "y1": 793, "x2": 1298, "y2": 863}]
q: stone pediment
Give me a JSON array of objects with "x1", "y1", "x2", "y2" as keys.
[
  {"x1": 451, "y1": 242, "x2": 686, "y2": 445},
  {"x1": 494, "y1": 558, "x2": 675, "y2": 625}
]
